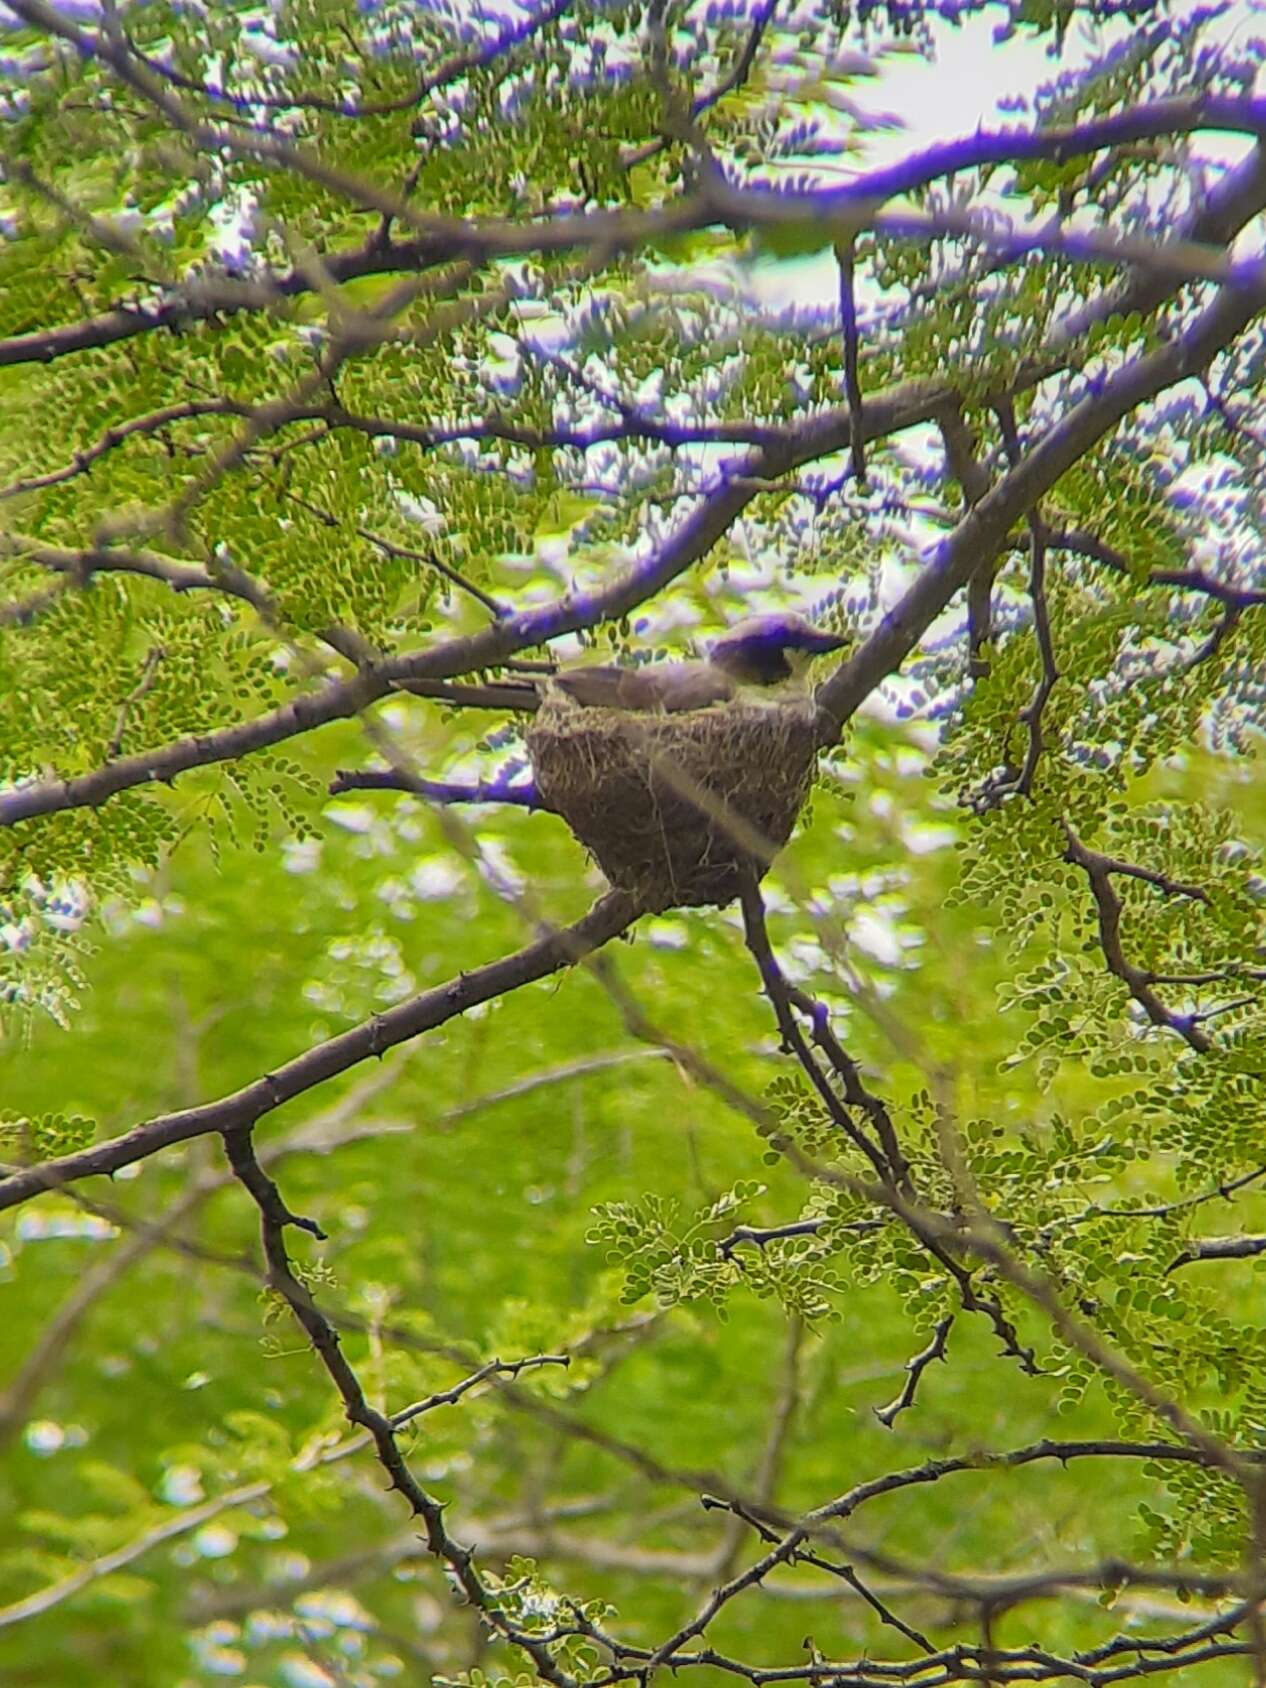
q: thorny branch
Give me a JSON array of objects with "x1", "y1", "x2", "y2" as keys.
[
  {"x1": 221, "y1": 1128, "x2": 583, "y2": 1687},
  {"x1": 6, "y1": 10, "x2": 1266, "y2": 1682},
  {"x1": 0, "y1": 889, "x2": 638, "y2": 1213},
  {"x1": 1061, "y1": 824, "x2": 1215, "y2": 1053},
  {"x1": 874, "y1": 1316, "x2": 955, "y2": 1430},
  {"x1": 737, "y1": 877, "x2": 1040, "y2": 1375},
  {"x1": 973, "y1": 401, "x2": 1062, "y2": 809}
]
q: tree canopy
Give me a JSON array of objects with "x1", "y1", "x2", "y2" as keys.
[{"x1": 2, "y1": 2, "x2": 1266, "y2": 1684}]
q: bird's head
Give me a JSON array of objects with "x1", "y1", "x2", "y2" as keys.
[{"x1": 708, "y1": 614, "x2": 850, "y2": 687}]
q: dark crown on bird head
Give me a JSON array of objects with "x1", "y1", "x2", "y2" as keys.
[{"x1": 708, "y1": 614, "x2": 850, "y2": 686}]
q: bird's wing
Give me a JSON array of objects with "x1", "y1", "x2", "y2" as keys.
[
  {"x1": 550, "y1": 666, "x2": 643, "y2": 709},
  {"x1": 645, "y1": 662, "x2": 736, "y2": 711},
  {"x1": 551, "y1": 661, "x2": 734, "y2": 713}
]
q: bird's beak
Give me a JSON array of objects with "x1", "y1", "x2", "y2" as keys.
[{"x1": 798, "y1": 630, "x2": 850, "y2": 655}]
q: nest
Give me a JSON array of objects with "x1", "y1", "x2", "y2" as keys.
[{"x1": 526, "y1": 694, "x2": 821, "y2": 912}]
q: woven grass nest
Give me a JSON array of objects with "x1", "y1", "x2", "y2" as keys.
[{"x1": 526, "y1": 693, "x2": 821, "y2": 912}]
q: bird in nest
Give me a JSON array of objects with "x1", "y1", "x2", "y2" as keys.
[{"x1": 543, "y1": 613, "x2": 850, "y2": 713}]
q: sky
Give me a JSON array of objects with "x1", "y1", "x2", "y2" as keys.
[{"x1": 745, "y1": 0, "x2": 1264, "y2": 309}]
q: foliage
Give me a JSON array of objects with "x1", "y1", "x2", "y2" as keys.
[{"x1": 1, "y1": 2, "x2": 1265, "y2": 1686}]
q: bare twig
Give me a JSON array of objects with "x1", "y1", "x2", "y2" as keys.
[
  {"x1": 0, "y1": 890, "x2": 638, "y2": 1214},
  {"x1": 873, "y1": 1316, "x2": 954, "y2": 1429},
  {"x1": 836, "y1": 239, "x2": 867, "y2": 486},
  {"x1": 1168, "y1": 1235, "x2": 1266, "y2": 1272},
  {"x1": 937, "y1": 405, "x2": 996, "y2": 677},
  {"x1": 221, "y1": 1128, "x2": 581, "y2": 1687},
  {"x1": 329, "y1": 768, "x2": 545, "y2": 808},
  {"x1": 1061, "y1": 824, "x2": 1214, "y2": 1052}
]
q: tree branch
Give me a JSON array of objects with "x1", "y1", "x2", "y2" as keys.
[
  {"x1": 815, "y1": 253, "x2": 1266, "y2": 741},
  {"x1": 1061, "y1": 825, "x2": 1214, "y2": 1052},
  {"x1": 937, "y1": 404, "x2": 996, "y2": 677},
  {"x1": 1169, "y1": 1235, "x2": 1266, "y2": 1272},
  {"x1": 0, "y1": 379, "x2": 938, "y2": 829},
  {"x1": 222, "y1": 1127, "x2": 580, "y2": 1687},
  {"x1": 329, "y1": 768, "x2": 545, "y2": 808},
  {"x1": 0, "y1": 399, "x2": 250, "y2": 500},
  {"x1": 2, "y1": 83, "x2": 1264, "y2": 367},
  {"x1": 873, "y1": 1316, "x2": 954, "y2": 1430},
  {"x1": 0, "y1": 890, "x2": 637, "y2": 1214},
  {"x1": 8, "y1": 143, "x2": 1266, "y2": 830}
]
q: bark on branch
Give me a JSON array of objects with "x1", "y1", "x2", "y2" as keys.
[{"x1": 0, "y1": 890, "x2": 638, "y2": 1215}]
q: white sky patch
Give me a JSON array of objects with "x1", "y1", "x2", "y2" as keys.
[
  {"x1": 206, "y1": 186, "x2": 258, "y2": 272},
  {"x1": 17, "y1": 1208, "x2": 117, "y2": 1243},
  {"x1": 410, "y1": 855, "x2": 467, "y2": 900},
  {"x1": 295, "y1": 1589, "x2": 374, "y2": 1630},
  {"x1": 23, "y1": 1418, "x2": 88, "y2": 1454},
  {"x1": 325, "y1": 802, "x2": 376, "y2": 835},
  {"x1": 645, "y1": 917, "x2": 689, "y2": 949},
  {"x1": 784, "y1": 934, "x2": 832, "y2": 979},
  {"x1": 901, "y1": 819, "x2": 958, "y2": 855},
  {"x1": 472, "y1": 834, "x2": 528, "y2": 898},
  {"x1": 397, "y1": 492, "x2": 447, "y2": 537},
  {"x1": 282, "y1": 837, "x2": 323, "y2": 875},
  {"x1": 25, "y1": 1421, "x2": 64, "y2": 1455},
  {"x1": 849, "y1": 906, "x2": 905, "y2": 966},
  {"x1": 742, "y1": 1, "x2": 1265, "y2": 310},
  {"x1": 279, "y1": 1653, "x2": 338, "y2": 1688},
  {"x1": 160, "y1": 1463, "x2": 206, "y2": 1506}
]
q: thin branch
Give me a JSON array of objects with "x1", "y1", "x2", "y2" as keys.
[
  {"x1": 835, "y1": 239, "x2": 867, "y2": 486},
  {"x1": 873, "y1": 1316, "x2": 954, "y2": 1430},
  {"x1": 0, "y1": 1474, "x2": 279, "y2": 1630},
  {"x1": 0, "y1": 399, "x2": 248, "y2": 501},
  {"x1": 815, "y1": 238, "x2": 1266, "y2": 741},
  {"x1": 391, "y1": 677, "x2": 543, "y2": 713},
  {"x1": 389, "y1": 1354, "x2": 570, "y2": 1430},
  {"x1": 276, "y1": 485, "x2": 508, "y2": 619},
  {"x1": 8, "y1": 152, "x2": 1266, "y2": 829},
  {"x1": 1061, "y1": 824, "x2": 1214, "y2": 1053},
  {"x1": 0, "y1": 1177, "x2": 213, "y2": 1450},
  {"x1": 973, "y1": 401, "x2": 1060, "y2": 808},
  {"x1": 870, "y1": 202, "x2": 1256, "y2": 288},
  {"x1": 622, "y1": 0, "x2": 778, "y2": 169},
  {"x1": 644, "y1": 1413, "x2": 1260, "y2": 1679},
  {"x1": 0, "y1": 375, "x2": 943, "y2": 829},
  {"x1": 712, "y1": 1316, "x2": 805, "y2": 1583},
  {"x1": 0, "y1": 582, "x2": 65, "y2": 627},
  {"x1": 708, "y1": 1494, "x2": 936, "y2": 1656},
  {"x1": 1048, "y1": 527, "x2": 1266, "y2": 610},
  {"x1": 221, "y1": 1128, "x2": 580, "y2": 1687},
  {"x1": 1041, "y1": 1163, "x2": 1266, "y2": 1238},
  {"x1": 0, "y1": 531, "x2": 273, "y2": 614},
  {"x1": 718, "y1": 1219, "x2": 835, "y2": 1258},
  {"x1": 1168, "y1": 1235, "x2": 1266, "y2": 1272},
  {"x1": 329, "y1": 768, "x2": 545, "y2": 808},
  {"x1": 737, "y1": 877, "x2": 1040, "y2": 1376},
  {"x1": 877, "y1": 1188, "x2": 1253, "y2": 1484},
  {"x1": 737, "y1": 878, "x2": 894, "y2": 1182},
  {"x1": 1, "y1": 87, "x2": 1263, "y2": 370},
  {"x1": 937, "y1": 405, "x2": 996, "y2": 677},
  {"x1": 128, "y1": 0, "x2": 575, "y2": 122},
  {"x1": 104, "y1": 645, "x2": 165, "y2": 759},
  {"x1": 0, "y1": 890, "x2": 637, "y2": 1215}
]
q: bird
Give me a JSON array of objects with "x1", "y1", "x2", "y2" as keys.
[{"x1": 546, "y1": 613, "x2": 850, "y2": 713}]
